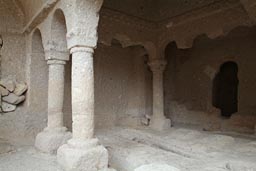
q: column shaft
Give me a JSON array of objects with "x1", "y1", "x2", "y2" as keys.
[
  {"x1": 47, "y1": 60, "x2": 66, "y2": 129},
  {"x1": 57, "y1": 46, "x2": 108, "y2": 171},
  {"x1": 35, "y1": 59, "x2": 71, "y2": 155},
  {"x1": 152, "y1": 71, "x2": 164, "y2": 119},
  {"x1": 71, "y1": 47, "x2": 94, "y2": 140},
  {"x1": 149, "y1": 59, "x2": 171, "y2": 130}
]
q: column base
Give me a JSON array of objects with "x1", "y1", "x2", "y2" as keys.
[
  {"x1": 35, "y1": 127, "x2": 71, "y2": 155},
  {"x1": 57, "y1": 138, "x2": 109, "y2": 171},
  {"x1": 150, "y1": 117, "x2": 171, "y2": 131}
]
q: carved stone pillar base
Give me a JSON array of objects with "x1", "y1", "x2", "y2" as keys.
[
  {"x1": 57, "y1": 138, "x2": 108, "y2": 171},
  {"x1": 150, "y1": 117, "x2": 171, "y2": 131},
  {"x1": 35, "y1": 127, "x2": 71, "y2": 154}
]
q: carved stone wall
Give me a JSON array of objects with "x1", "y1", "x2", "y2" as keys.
[{"x1": 164, "y1": 26, "x2": 256, "y2": 133}]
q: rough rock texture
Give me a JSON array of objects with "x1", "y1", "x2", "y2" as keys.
[
  {"x1": 0, "y1": 78, "x2": 15, "y2": 92},
  {"x1": 0, "y1": 78, "x2": 27, "y2": 113},
  {"x1": 134, "y1": 163, "x2": 180, "y2": 171},
  {"x1": 0, "y1": 86, "x2": 9, "y2": 96},
  {"x1": 0, "y1": 147, "x2": 63, "y2": 171},
  {"x1": 14, "y1": 83, "x2": 28, "y2": 96},
  {"x1": 0, "y1": 139, "x2": 14, "y2": 154},
  {"x1": 1, "y1": 102, "x2": 16, "y2": 112},
  {"x1": 3, "y1": 93, "x2": 25, "y2": 105},
  {"x1": 57, "y1": 139, "x2": 109, "y2": 171},
  {"x1": 164, "y1": 26, "x2": 256, "y2": 133},
  {"x1": 97, "y1": 127, "x2": 256, "y2": 171},
  {"x1": 35, "y1": 128, "x2": 71, "y2": 155},
  {"x1": 1, "y1": 1, "x2": 256, "y2": 171}
]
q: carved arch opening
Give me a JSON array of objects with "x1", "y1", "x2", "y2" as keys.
[
  {"x1": 51, "y1": 9, "x2": 68, "y2": 53},
  {"x1": 212, "y1": 61, "x2": 239, "y2": 118},
  {"x1": 52, "y1": 9, "x2": 72, "y2": 130},
  {"x1": 29, "y1": 29, "x2": 48, "y2": 133}
]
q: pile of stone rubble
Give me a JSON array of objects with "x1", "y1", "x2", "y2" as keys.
[{"x1": 0, "y1": 78, "x2": 27, "y2": 113}]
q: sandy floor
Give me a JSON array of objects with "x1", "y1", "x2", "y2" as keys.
[
  {"x1": 0, "y1": 146, "x2": 61, "y2": 171},
  {"x1": 0, "y1": 127, "x2": 255, "y2": 171},
  {"x1": 97, "y1": 127, "x2": 256, "y2": 171}
]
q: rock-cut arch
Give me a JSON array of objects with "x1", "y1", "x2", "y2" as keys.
[
  {"x1": 51, "y1": 9, "x2": 68, "y2": 53},
  {"x1": 29, "y1": 29, "x2": 48, "y2": 136},
  {"x1": 51, "y1": 9, "x2": 71, "y2": 130}
]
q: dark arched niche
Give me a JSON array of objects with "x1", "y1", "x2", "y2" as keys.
[{"x1": 212, "y1": 61, "x2": 239, "y2": 118}]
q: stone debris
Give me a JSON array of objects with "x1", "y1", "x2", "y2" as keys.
[
  {"x1": 1, "y1": 102, "x2": 16, "y2": 112},
  {"x1": 0, "y1": 78, "x2": 27, "y2": 113},
  {"x1": 14, "y1": 82, "x2": 28, "y2": 96},
  {"x1": 3, "y1": 93, "x2": 25, "y2": 105},
  {"x1": 0, "y1": 86, "x2": 9, "y2": 96},
  {"x1": 0, "y1": 78, "x2": 15, "y2": 92}
]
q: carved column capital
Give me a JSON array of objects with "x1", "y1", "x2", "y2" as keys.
[
  {"x1": 148, "y1": 59, "x2": 167, "y2": 73},
  {"x1": 47, "y1": 59, "x2": 66, "y2": 65},
  {"x1": 70, "y1": 46, "x2": 94, "y2": 55},
  {"x1": 44, "y1": 49, "x2": 69, "y2": 61}
]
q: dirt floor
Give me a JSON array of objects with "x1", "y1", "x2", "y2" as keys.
[{"x1": 0, "y1": 127, "x2": 255, "y2": 171}]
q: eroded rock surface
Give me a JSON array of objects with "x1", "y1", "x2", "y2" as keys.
[{"x1": 135, "y1": 163, "x2": 180, "y2": 171}]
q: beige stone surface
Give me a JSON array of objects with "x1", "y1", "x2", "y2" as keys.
[
  {"x1": 148, "y1": 59, "x2": 171, "y2": 131},
  {"x1": 0, "y1": 86, "x2": 9, "y2": 96},
  {"x1": 0, "y1": 139, "x2": 14, "y2": 154},
  {"x1": 1, "y1": 0, "x2": 256, "y2": 171},
  {"x1": 2, "y1": 93, "x2": 25, "y2": 105},
  {"x1": 13, "y1": 82, "x2": 28, "y2": 96},
  {"x1": 1, "y1": 102, "x2": 16, "y2": 112},
  {"x1": 0, "y1": 79, "x2": 15, "y2": 92},
  {"x1": 134, "y1": 163, "x2": 180, "y2": 171}
]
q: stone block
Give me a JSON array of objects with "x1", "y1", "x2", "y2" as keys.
[
  {"x1": 0, "y1": 86, "x2": 9, "y2": 96},
  {"x1": 57, "y1": 138, "x2": 109, "y2": 171},
  {"x1": 35, "y1": 128, "x2": 72, "y2": 155},
  {"x1": 0, "y1": 79, "x2": 15, "y2": 92},
  {"x1": 14, "y1": 82, "x2": 28, "y2": 96},
  {"x1": 150, "y1": 118, "x2": 171, "y2": 131},
  {"x1": 1, "y1": 102, "x2": 16, "y2": 112},
  {"x1": 2, "y1": 93, "x2": 25, "y2": 105}
]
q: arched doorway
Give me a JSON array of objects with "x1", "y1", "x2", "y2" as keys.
[
  {"x1": 51, "y1": 9, "x2": 72, "y2": 130},
  {"x1": 29, "y1": 29, "x2": 48, "y2": 135},
  {"x1": 213, "y1": 61, "x2": 239, "y2": 118}
]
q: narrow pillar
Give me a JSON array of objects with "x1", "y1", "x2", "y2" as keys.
[
  {"x1": 35, "y1": 59, "x2": 71, "y2": 154},
  {"x1": 149, "y1": 59, "x2": 171, "y2": 130},
  {"x1": 57, "y1": 47, "x2": 108, "y2": 171},
  {"x1": 255, "y1": 125, "x2": 256, "y2": 134}
]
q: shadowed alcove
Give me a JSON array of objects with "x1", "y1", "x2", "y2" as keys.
[{"x1": 213, "y1": 61, "x2": 239, "y2": 118}]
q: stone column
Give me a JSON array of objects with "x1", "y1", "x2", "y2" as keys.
[
  {"x1": 35, "y1": 59, "x2": 71, "y2": 154},
  {"x1": 149, "y1": 59, "x2": 171, "y2": 131},
  {"x1": 255, "y1": 125, "x2": 256, "y2": 134},
  {"x1": 57, "y1": 47, "x2": 108, "y2": 171}
]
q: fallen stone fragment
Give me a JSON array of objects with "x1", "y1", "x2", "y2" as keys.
[
  {"x1": 2, "y1": 102, "x2": 16, "y2": 112},
  {"x1": 2, "y1": 93, "x2": 25, "y2": 105},
  {"x1": 14, "y1": 82, "x2": 28, "y2": 96},
  {"x1": 0, "y1": 78, "x2": 15, "y2": 92},
  {"x1": 134, "y1": 163, "x2": 180, "y2": 171},
  {"x1": 0, "y1": 86, "x2": 9, "y2": 96}
]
